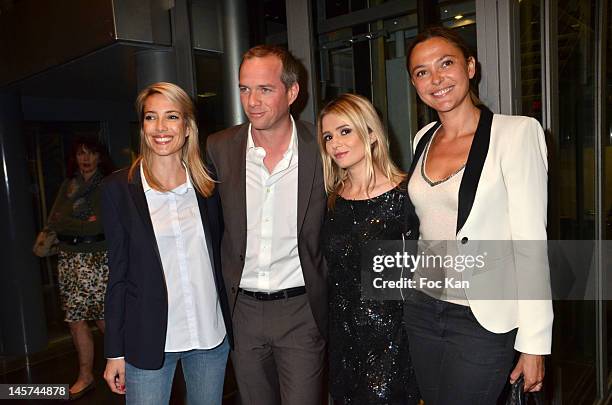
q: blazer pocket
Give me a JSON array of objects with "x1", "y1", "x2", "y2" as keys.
[{"x1": 472, "y1": 253, "x2": 514, "y2": 276}]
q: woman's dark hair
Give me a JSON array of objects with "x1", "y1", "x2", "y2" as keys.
[
  {"x1": 66, "y1": 137, "x2": 114, "y2": 177},
  {"x1": 407, "y1": 25, "x2": 481, "y2": 105}
]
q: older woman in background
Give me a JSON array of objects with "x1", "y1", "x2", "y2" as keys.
[{"x1": 47, "y1": 137, "x2": 113, "y2": 400}]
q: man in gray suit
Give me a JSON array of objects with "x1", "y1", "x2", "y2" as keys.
[{"x1": 206, "y1": 45, "x2": 327, "y2": 405}]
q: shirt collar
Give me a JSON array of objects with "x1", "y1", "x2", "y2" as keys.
[
  {"x1": 140, "y1": 162, "x2": 193, "y2": 194},
  {"x1": 247, "y1": 116, "x2": 298, "y2": 158}
]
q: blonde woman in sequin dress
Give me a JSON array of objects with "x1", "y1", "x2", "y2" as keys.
[{"x1": 318, "y1": 93, "x2": 420, "y2": 405}]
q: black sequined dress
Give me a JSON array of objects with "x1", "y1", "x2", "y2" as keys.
[{"x1": 322, "y1": 187, "x2": 419, "y2": 405}]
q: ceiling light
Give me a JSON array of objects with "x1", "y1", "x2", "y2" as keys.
[{"x1": 454, "y1": 14, "x2": 463, "y2": 20}]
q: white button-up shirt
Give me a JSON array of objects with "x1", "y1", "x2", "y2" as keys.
[
  {"x1": 142, "y1": 165, "x2": 226, "y2": 352},
  {"x1": 241, "y1": 118, "x2": 305, "y2": 292}
]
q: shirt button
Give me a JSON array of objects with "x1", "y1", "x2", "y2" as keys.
[{"x1": 461, "y1": 237, "x2": 468, "y2": 244}]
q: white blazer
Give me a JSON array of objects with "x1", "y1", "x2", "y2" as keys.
[{"x1": 410, "y1": 108, "x2": 553, "y2": 355}]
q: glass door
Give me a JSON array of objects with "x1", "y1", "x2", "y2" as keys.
[
  {"x1": 520, "y1": 0, "x2": 610, "y2": 402},
  {"x1": 604, "y1": 0, "x2": 612, "y2": 396}
]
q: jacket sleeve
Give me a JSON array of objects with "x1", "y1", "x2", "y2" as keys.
[
  {"x1": 501, "y1": 117, "x2": 553, "y2": 355},
  {"x1": 205, "y1": 140, "x2": 224, "y2": 243},
  {"x1": 100, "y1": 180, "x2": 129, "y2": 358}
]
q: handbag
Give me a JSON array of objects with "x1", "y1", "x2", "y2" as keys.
[
  {"x1": 32, "y1": 227, "x2": 59, "y2": 257},
  {"x1": 505, "y1": 376, "x2": 545, "y2": 405}
]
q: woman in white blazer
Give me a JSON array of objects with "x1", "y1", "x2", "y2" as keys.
[{"x1": 402, "y1": 26, "x2": 553, "y2": 405}]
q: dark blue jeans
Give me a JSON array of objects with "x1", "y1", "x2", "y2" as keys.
[{"x1": 403, "y1": 290, "x2": 516, "y2": 405}]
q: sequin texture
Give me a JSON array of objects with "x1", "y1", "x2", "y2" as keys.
[{"x1": 322, "y1": 187, "x2": 419, "y2": 404}]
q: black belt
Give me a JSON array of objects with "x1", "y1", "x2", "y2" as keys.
[
  {"x1": 57, "y1": 233, "x2": 105, "y2": 245},
  {"x1": 238, "y1": 286, "x2": 306, "y2": 301}
]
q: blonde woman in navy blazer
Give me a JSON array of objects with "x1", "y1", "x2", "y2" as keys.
[
  {"x1": 101, "y1": 82, "x2": 232, "y2": 405},
  {"x1": 403, "y1": 26, "x2": 553, "y2": 405}
]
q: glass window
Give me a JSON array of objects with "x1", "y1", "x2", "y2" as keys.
[
  {"x1": 520, "y1": 0, "x2": 600, "y2": 402},
  {"x1": 605, "y1": 0, "x2": 612, "y2": 241},
  {"x1": 194, "y1": 52, "x2": 226, "y2": 138},
  {"x1": 247, "y1": 0, "x2": 288, "y2": 46},
  {"x1": 314, "y1": 1, "x2": 476, "y2": 171},
  {"x1": 605, "y1": 0, "x2": 612, "y2": 387},
  {"x1": 323, "y1": 0, "x2": 388, "y2": 19},
  {"x1": 438, "y1": 0, "x2": 476, "y2": 29},
  {"x1": 519, "y1": 0, "x2": 543, "y2": 122}
]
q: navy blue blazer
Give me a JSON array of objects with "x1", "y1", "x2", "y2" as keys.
[{"x1": 101, "y1": 167, "x2": 233, "y2": 370}]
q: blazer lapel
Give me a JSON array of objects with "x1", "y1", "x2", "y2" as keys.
[
  {"x1": 408, "y1": 122, "x2": 441, "y2": 177},
  {"x1": 195, "y1": 193, "x2": 216, "y2": 274},
  {"x1": 232, "y1": 126, "x2": 249, "y2": 259},
  {"x1": 128, "y1": 168, "x2": 164, "y2": 270},
  {"x1": 456, "y1": 106, "x2": 494, "y2": 234},
  {"x1": 296, "y1": 121, "x2": 316, "y2": 234}
]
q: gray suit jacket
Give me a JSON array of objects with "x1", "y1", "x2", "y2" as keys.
[{"x1": 206, "y1": 120, "x2": 328, "y2": 339}]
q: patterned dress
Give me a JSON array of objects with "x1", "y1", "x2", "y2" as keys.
[
  {"x1": 48, "y1": 171, "x2": 108, "y2": 322},
  {"x1": 321, "y1": 187, "x2": 420, "y2": 404}
]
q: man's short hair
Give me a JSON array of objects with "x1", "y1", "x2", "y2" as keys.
[{"x1": 240, "y1": 45, "x2": 300, "y2": 90}]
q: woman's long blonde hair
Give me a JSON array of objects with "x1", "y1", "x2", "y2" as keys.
[
  {"x1": 317, "y1": 93, "x2": 406, "y2": 207},
  {"x1": 128, "y1": 82, "x2": 214, "y2": 197}
]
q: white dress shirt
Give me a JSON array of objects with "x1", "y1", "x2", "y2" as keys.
[
  {"x1": 142, "y1": 165, "x2": 226, "y2": 352},
  {"x1": 241, "y1": 117, "x2": 305, "y2": 292}
]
